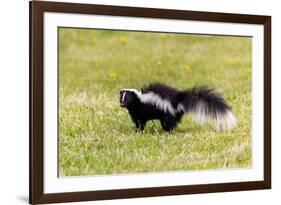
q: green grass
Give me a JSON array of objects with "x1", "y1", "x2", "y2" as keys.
[{"x1": 59, "y1": 28, "x2": 252, "y2": 176}]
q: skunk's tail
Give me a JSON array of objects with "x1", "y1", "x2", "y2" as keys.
[{"x1": 177, "y1": 86, "x2": 237, "y2": 131}]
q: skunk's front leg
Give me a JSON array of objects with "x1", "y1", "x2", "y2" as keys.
[
  {"x1": 132, "y1": 118, "x2": 141, "y2": 131},
  {"x1": 128, "y1": 112, "x2": 146, "y2": 131},
  {"x1": 138, "y1": 120, "x2": 146, "y2": 131},
  {"x1": 133, "y1": 118, "x2": 146, "y2": 131}
]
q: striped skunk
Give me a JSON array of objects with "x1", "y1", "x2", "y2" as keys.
[{"x1": 120, "y1": 83, "x2": 236, "y2": 132}]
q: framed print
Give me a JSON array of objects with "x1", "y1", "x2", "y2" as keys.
[{"x1": 29, "y1": 0, "x2": 271, "y2": 204}]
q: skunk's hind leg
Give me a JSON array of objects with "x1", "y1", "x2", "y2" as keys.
[{"x1": 160, "y1": 116, "x2": 178, "y2": 132}]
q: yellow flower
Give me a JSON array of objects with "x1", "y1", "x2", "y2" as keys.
[
  {"x1": 227, "y1": 59, "x2": 237, "y2": 65},
  {"x1": 110, "y1": 72, "x2": 118, "y2": 80},
  {"x1": 184, "y1": 64, "x2": 190, "y2": 73},
  {"x1": 119, "y1": 36, "x2": 128, "y2": 44}
]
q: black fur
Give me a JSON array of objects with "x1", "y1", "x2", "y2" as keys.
[{"x1": 120, "y1": 83, "x2": 233, "y2": 132}]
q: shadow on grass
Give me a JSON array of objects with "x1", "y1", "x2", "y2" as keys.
[{"x1": 117, "y1": 122, "x2": 213, "y2": 136}]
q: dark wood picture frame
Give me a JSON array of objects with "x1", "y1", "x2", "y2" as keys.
[{"x1": 30, "y1": 0, "x2": 271, "y2": 204}]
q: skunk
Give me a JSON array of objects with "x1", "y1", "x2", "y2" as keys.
[{"x1": 120, "y1": 83, "x2": 236, "y2": 132}]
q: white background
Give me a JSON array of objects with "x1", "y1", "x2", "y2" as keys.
[{"x1": 0, "y1": 0, "x2": 279, "y2": 204}]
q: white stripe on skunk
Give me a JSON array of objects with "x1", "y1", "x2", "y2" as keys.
[
  {"x1": 121, "y1": 89, "x2": 183, "y2": 116},
  {"x1": 139, "y1": 92, "x2": 179, "y2": 116}
]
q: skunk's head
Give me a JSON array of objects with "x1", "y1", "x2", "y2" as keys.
[{"x1": 120, "y1": 89, "x2": 140, "y2": 108}]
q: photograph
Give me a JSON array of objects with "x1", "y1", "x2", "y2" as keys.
[
  {"x1": 58, "y1": 28, "x2": 252, "y2": 177},
  {"x1": 30, "y1": 2, "x2": 271, "y2": 203}
]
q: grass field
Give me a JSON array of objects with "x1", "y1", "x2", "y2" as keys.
[{"x1": 58, "y1": 28, "x2": 252, "y2": 176}]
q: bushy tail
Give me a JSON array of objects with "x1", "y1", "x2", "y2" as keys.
[{"x1": 177, "y1": 86, "x2": 237, "y2": 131}]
